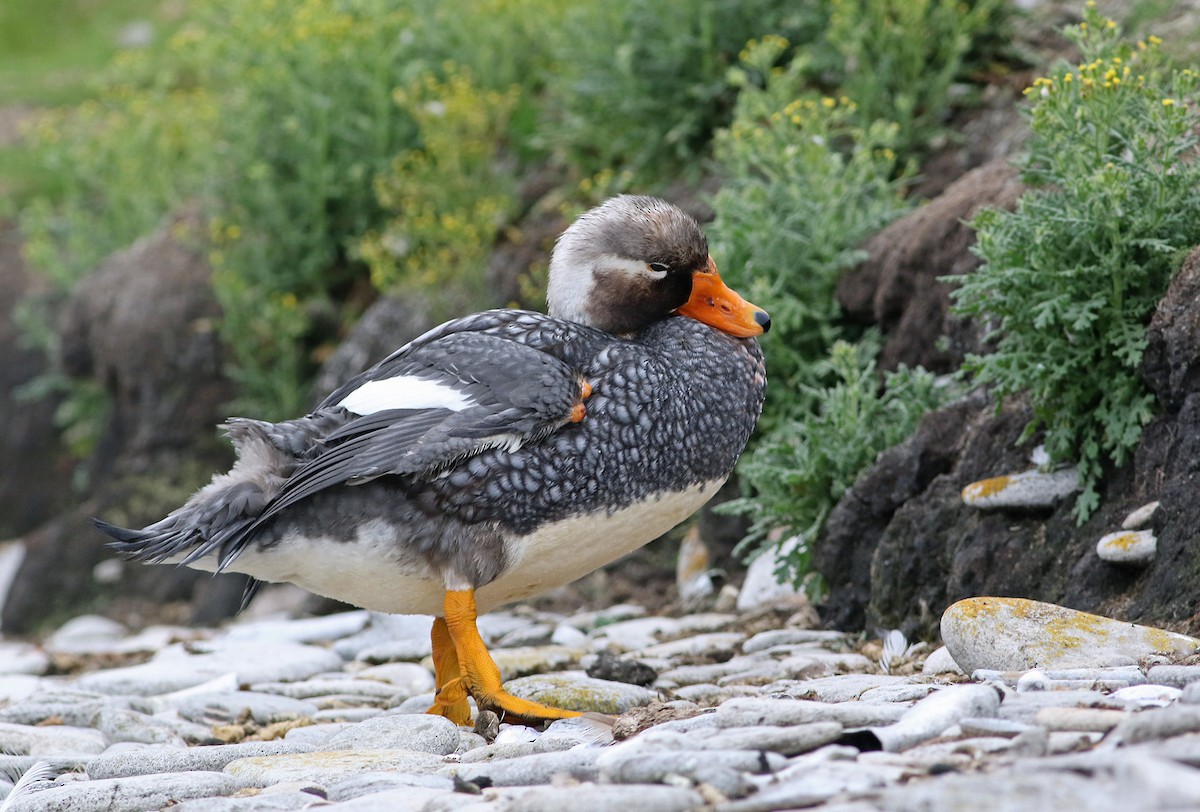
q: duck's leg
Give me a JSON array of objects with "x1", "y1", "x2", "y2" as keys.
[
  {"x1": 426, "y1": 617, "x2": 472, "y2": 725},
  {"x1": 439, "y1": 589, "x2": 581, "y2": 724}
]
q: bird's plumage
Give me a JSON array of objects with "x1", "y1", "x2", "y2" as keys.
[{"x1": 97, "y1": 195, "x2": 768, "y2": 723}]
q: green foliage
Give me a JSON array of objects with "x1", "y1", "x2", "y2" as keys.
[
  {"x1": 823, "y1": 0, "x2": 1006, "y2": 154},
  {"x1": 730, "y1": 340, "x2": 948, "y2": 582},
  {"x1": 710, "y1": 38, "x2": 913, "y2": 432},
  {"x1": 20, "y1": 0, "x2": 576, "y2": 420},
  {"x1": 547, "y1": 0, "x2": 831, "y2": 184},
  {"x1": 951, "y1": 7, "x2": 1200, "y2": 521},
  {"x1": 359, "y1": 67, "x2": 519, "y2": 303}
]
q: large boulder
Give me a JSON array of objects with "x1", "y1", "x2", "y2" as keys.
[
  {"x1": 820, "y1": 248, "x2": 1200, "y2": 640},
  {"x1": 837, "y1": 160, "x2": 1024, "y2": 374}
]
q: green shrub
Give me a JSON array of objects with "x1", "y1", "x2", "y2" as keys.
[
  {"x1": 710, "y1": 38, "x2": 913, "y2": 432},
  {"x1": 951, "y1": 6, "x2": 1200, "y2": 521},
  {"x1": 730, "y1": 339, "x2": 947, "y2": 583},
  {"x1": 823, "y1": 0, "x2": 1006, "y2": 155},
  {"x1": 358, "y1": 67, "x2": 519, "y2": 305},
  {"x1": 547, "y1": 0, "x2": 831, "y2": 184}
]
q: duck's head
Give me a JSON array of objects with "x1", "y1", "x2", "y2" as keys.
[{"x1": 547, "y1": 195, "x2": 770, "y2": 338}]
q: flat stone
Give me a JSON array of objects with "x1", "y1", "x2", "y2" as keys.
[
  {"x1": 0, "y1": 722, "x2": 107, "y2": 755},
  {"x1": 715, "y1": 698, "x2": 908, "y2": 729},
  {"x1": 248, "y1": 679, "x2": 400, "y2": 701},
  {"x1": 1109, "y1": 684, "x2": 1181, "y2": 708},
  {"x1": 0, "y1": 675, "x2": 41, "y2": 705},
  {"x1": 172, "y1": 691, "x2": 318, "y2": 726},
  {"x1": 504, "y1": 673, "x2": 656, "y2": 714},
  {"x1": 633, "y1": 632, "x2": 746, "y2": 660},
  {"x1": 355, "y1": 663, "x2": 436, "y2": 696},
  {"x1": 725, "y1": 755, "x2": 905, "y2": 812},
  {"x1": 737, "y1": 536, "x2": 808, "y2": 612},
  {"x1": 1033, "y1": 706, "x2": 1128, "y2": 732},
  {"x1": 858, "y1": 683, "x2": 940, "y2": 704},
  {"x1": 921, "y1": 646, "x2": 965, "y2": 675},
  {"x1": 508, "y1": 784, "x2": 705, "y2": 812},
  {"x1": 323, "y1": 712, "x2": 459, "y2": 754},
  {"x1": 785, "y1": 674, "x2": 907, "y2": 703},
  {"x1": 312, "y1": 708, "x2": 383, "y2": 723},
  {"x1": 1096, "y1": 529, "x2": 1157, "y2": 565},
  {"x1": 742, "y1": 629, "x2": 848, "y2": 654},
  {"x1": 326, "y1": 771, "x2": 453, "y2": 802},
  {"x1": 87, "y1": 740, "x2": 315, "y2": 779},
  {"x1": 0, "y1": 642, "x2": 50, "y2": 676},
  {"x1": 221, "y1": 611, "x2": 370, "y2": 644},
  {"x1": 960, "y1": 467, "x2": 1079, "y2": 508},
  {"x1": 1106, "y1": 705, "x2": 1200, "y2": 745},
  {"x1": 696, "y1": 722, "x2": 843, "y2": 755},
  {"x1": 672, "y1": 684, "x2": 763, "y2": 705},
  {"x1": 941, "y1": 597, "x2": 1200, "y2": 672},
  {"x1": 171, "y1": 793, "x2": 325, "y2": 811},
  {"x1": 45, "y1": 615, "x2": 128, "y2": 652},
  {"x1": 92, "y1": 708, "x2": 185, "y2": 745},
  {"x1": 563, "y1": 604, "x2": 647, "y2": 633},
  {"x1": 1, "y1": 771, "x2": 239, "y2": 812},
  {"x1": 1122, "y1": 500, "x2": 1160, "y2": 529},
  {"x1": 489, "y1": 646, "x2": 584, "y2": 680},
  {"x1": 959, "y1": 717, "x2": 1035, "y2": 738},
  {"x1": 655, "y1": 654, "x2": 774, "y2": 688},
  {"x1": 283, "y1": 722, "x2": 354, "y2": 746},
  {"x1": 588, "y1": 617, "x2": 683, "y2": 652},
  {"x1": 226, "y1": 749, "x2": 445, "y2": 786},
  {"x1": 862, "y1": 684, "x2": 1002, "y2": 752},
  {"x1": 596, "y1": 747, "x2": 785, "y2": 796},
  {"x1": 1148, "y1": 665, "x2": 1200, "y2": 688},
  {"x1": 447, "y1": 748, "x2": 603, "y2": 786},
  {"x1": 332, "y1": 613, "x2": 434, "y2": 661},
  {"x1": 778, "y1": 651, "x2": 877, "y2": 677},
  {"x1": 75, "y1": 641, "x2": 343, "y2": 696}
]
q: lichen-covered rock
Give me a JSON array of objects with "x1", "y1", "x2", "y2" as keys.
[
  {"x1": 942, "y1": 597, "x2": 1200, "y2": 672},
  {"x1": 1096, "y1": 530, "x2": 1157, "y2": 565},
  {"x1": 503, "y1": 673, "x2": 656, "y2": 715}
]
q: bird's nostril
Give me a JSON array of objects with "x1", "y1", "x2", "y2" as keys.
[{"x1": 754, "y1": 310, "x2": 771, "y2": 333}]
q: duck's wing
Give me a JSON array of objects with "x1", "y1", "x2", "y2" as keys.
[{"x1": 196, "y1": 327, "x2": 589, "y2": 568}]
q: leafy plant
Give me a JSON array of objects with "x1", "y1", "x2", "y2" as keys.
[
  {"x1": 710, "y1": 38, "x2": 913, "y2": 433},
  {"x1": 358, "y1": 67, "x2": 520, "y2": 305},
  {"x1": 547, "y1": 0, "x2": 831, "y2": 184},
  {"x1": 823, "y1": 0, "x2": 1007, "y2": 155},
  {"x1": 951, "y1": 5, "x2": 1200, "y2": 521},
  {"x1": 730, "y1": 339, "x2": 948, "y2": 583}
]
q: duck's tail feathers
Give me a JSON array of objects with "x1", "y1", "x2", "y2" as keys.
[{"x1": 94, "y1": 476, "x2": 268, "y2": 572}]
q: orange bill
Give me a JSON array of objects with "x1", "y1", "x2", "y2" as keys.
[{"x1": 675, "y1": 256, "x2": 770, "y2": 338}]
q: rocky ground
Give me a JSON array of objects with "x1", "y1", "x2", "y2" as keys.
[{"x1": 4, "y1": 581, "x2": 1200, "y2": 812}]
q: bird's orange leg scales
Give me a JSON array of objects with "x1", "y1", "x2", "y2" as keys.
[
  {"x1": 437, "y1": 589, "x2": 581, "y2": 724},
  {"x1": 426, "y1": 617, "x2": 472, "y2": 725}
]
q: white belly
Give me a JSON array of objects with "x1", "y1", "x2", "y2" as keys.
[{"x1": 182, "y1": 480, "x2": 724, "y2": 616}]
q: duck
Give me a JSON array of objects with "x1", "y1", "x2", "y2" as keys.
[{"x1": 96, "y1": 195, "x2": 769, "y2": 724}]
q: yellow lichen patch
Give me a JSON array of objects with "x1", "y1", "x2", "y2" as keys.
[
  {"x1": 1144, "y1": 627, "x2": 1200, "y2": 658},
  {"x1": 962, "y1": 475, "x2": 1012, "y2": 502},
  {"x1": 1104, "y1": 532, "x2": 1140, "y2": 551}
]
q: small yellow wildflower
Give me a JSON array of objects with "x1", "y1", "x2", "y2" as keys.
[
  {"x1": 821, "y1": 97, "x2": 836, "y2": 109},
  {"x1": 1148, "y1": 35, "x2": 1163, "y2": 46},
  {"x1": 1162, "y1": 98, "x2": 1176, "y2": 107}
]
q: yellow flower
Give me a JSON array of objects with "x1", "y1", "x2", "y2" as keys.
[
  {"x1": 1162, "y1": 98, "x2": 1176, "y2": 106},
  {"x1": 821, "y1": 97, "x2": 836, "y2": 109},
  {"x1": 1148, "y1": 35, "x2": 1163, "y2": 46}
]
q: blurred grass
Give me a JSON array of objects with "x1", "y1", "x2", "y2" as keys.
[
  {"x1": 0, "y1": 0, "x2": 166, "y2": 105},
  {"x1": 0, "y1": 0, "x2": 168, "y2": 209}
]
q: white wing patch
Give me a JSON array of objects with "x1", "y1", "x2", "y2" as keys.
[{"x1": 338, "y1": 375, "x2": 474, "y2": 416}]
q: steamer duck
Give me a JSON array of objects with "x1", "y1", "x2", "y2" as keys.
[{"x1": 98, "y1": 195, "x2": 769, "y2": 723}]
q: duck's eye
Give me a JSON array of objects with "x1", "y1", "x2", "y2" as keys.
[{"x1": 648, "y1": 262, "x2": 670, "y2": 274}]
